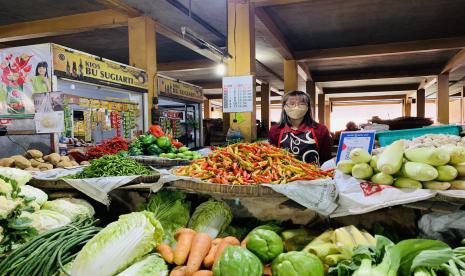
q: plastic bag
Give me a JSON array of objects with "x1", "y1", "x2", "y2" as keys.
[{"x1": 418, "y1": 211, "x2": 465, "y2": 246}]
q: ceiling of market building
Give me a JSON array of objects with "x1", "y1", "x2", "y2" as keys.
[{"x1": 1, "y1": 0, "x2": 465, "y2": 100}]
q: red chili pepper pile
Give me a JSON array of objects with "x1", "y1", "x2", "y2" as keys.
[
  {"x1": 173, "y1": 142, "x2": 333, "y2": 185},
  {"x1": 86, "y1": 136, "x2": 129, "y2": 159}
]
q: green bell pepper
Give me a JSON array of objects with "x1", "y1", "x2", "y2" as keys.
[
  {"x1": 246, "y1": 229, "x2": 283, "y2": 263},
  {"x1": 128, "y1": 147, "x2": 143, "y2": 156},
  {"x1": 213, "y1": 246, "x2": 263, "y2": 276},
  {"x1": 156, "y1": 136, "x2": 172, "y2": 149},
  {"x1": 139, "y1": 134, "x2": 157, "y2": 147},
  {"x1": 271, "y1": 251, "x2": 324, "y2": 276}
]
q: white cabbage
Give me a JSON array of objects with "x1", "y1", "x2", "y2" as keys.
[
  {"x1": 19, "y1": 185, "x2": 48, "y2": 206},
  {"x1": 71, "y1": 211, "x2": 164, "y2": 276},
  {"x1": 20, "y1": 210, "x2": 71, "y2": 234},
  {"x1": 0, "y1": 167, "x2": 32, "y2": 186},
  {"x1": 41, "y1": 198, "x2": 95, "y2": 221},
  {"x1": 117, "y1": 254, "x2": 168, "y2": 276}
]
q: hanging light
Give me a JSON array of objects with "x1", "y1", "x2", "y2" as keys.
[{"x1": 215, "y1": 62, "x2": 226, "y2": 76}]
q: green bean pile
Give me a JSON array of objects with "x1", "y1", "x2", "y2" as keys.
[
  {"x1": 0, "y1": 219, "x2": 100, "y2": 276},
  {"x1": 72, "y1": 154, "x2": 153, "y2": 178}
]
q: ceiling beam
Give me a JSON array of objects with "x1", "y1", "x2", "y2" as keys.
[
  {"x1": 191, "y1": 81, "x2": 223, "y2": 89},
  {"x1": 314, "y1": 68, "x2": 439, "y2": 82},
  {"x1": 156, "y1": 24, "x2": 222, "y2": 62},
  {"x1": 253, "y1": 0, "x2": 309, "y2": 7},
  {"x1": 256, "y1": 60, "x2": 284, "y2": 82},
  {"x1": 323, "y1": 83, "x2": 420, "y2": 94},
  {"x1": 158, "y1": 59, "x2": 216, "y2": 71},
  {"x1": 295, "y1": 37, "x2": 465, "y2": 61},
  {"x1": 418, "y1": 76, "x2": 437, "y2": 90},
  {"x1": 96, "y1": 0, "x2": 141, "y2": 17},
  {"x1": 329, "y1": 94, "x2": 407, "y2": 102},
  {"x1": 297, "y1": 62, "x2": 312, "y2": 81},
  {"x1": 442, "y1": 49, "x2": 465, "y2": 74},
  {"x1": 255, "y1": 7, "x2": 293, "y2": 60},
  {"x1": 0, "y1": 10, "x2": 128, "y2": 42}
]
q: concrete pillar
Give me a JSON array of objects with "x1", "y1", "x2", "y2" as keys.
[
  {"x1": 317, "y1": 93, "x2": 325, "y2": 125},
  {"x1": 260, "y1": 82, "x2": 270, "y2": 132},
  {"x1": 417, "y1": 89, "x2": 425, "y2": 118},
  {"x1": 284, "y1": 59, "x2": 298, "y2": 92},
  {"x1": 306, "y1": 80, "x2": 316, "y2": 118},
  {"x1": 437, "y1": 73, "x2": 449, "y2": 124},
  {"x1": 203, "y1": 99, "x2": 210, "y2": 119}
]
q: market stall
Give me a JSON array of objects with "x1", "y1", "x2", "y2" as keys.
[
  {"x1": 157, "y1": 75, "x2": 203, "y2": 148},
  {"x1": 0, "y1": 43, "x2": 147, "y2": 158}
]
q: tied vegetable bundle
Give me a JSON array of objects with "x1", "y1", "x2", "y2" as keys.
[{"x1": 173, "y1": 142, "x2": 333, "y2": 184}]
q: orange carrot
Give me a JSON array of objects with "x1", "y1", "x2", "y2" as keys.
[
  {"x1": 174, "y1": 228, "x2": 197, "y2": 265},
  {"x1": 263, "y1": 264, "x2": 272, "y2": 276},
  {"x1": 192, "y1": 270, "x2": 213, "y2": 276},
  {"x1": 203, "y1": 238, "x2": 222, "y2": 268},
  {"x1": 186, "y1": 233, "x2": 212, "y2": 276},
  {"x1": 157, "y1": 243, "x2": 174, "y2": 264},
  {"x1": 213, "y1": 236, "x2": 240, "y2": 264},
  {"x1": 170, "y1": 266, "x2": 187, "y2": 276}
]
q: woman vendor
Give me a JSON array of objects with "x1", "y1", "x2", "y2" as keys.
[{"x1": 269, "y1": 90, "x2": 332, "y2": 165}]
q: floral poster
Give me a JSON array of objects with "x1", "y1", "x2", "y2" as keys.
[{"x1": 0, "y1": 44, "x2": 52, "y2": 118}]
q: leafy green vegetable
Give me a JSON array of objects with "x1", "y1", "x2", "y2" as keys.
[
  {"x1": 72, "y1": 211, "x2": 164, "y2": 276},
  {"x1": 144, "y1": 190, "x2": 191, "y2": 246},
  {"x1": 71, "y1": 155, "x2": 153, "y2": 178},
  {"x1": 246, "y1": 229, "x2": 283, "y2": 262},
  {"x1": 351, "y1": 237, "x2": 453, "y2": 276},
  {"x1": 213, "y1": 246, "x2": 263, "y2": 276},
  {"x1": 116, "y1": 254, "x2": 168, "y2": 276},
  {"x1": 41, "y1": 198, "x2": 95, "y2": 221},
  {"x1": 188, "y1": 198, "x2": 232, "y2": 239},
  {"x1": 271, "y1": 251, "x2": 324, "y2": 276}
]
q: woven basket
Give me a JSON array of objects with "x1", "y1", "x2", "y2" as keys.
[
  {"x1": 129, "y1": 156, "x2": 192, "y2": 167},
  {"x1": 166, "y1": 179, "x2": 283, "y2": 198},
  {"x1": 29, "y1": 171, "x2": 161, "y2": 190}
]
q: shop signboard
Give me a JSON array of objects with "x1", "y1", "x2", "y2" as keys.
[
  {"x1": 336, "y1": 131, "x2": 376, "y2": 164},
  {"x1": 158, "y1": 75, "x2": 203, "y2": 102},
  {"x1": 53, "y1": 44, "x2": 148, "y2": 93},
  {"x1": 222, "y1": 75, "x2": 254, "y2": 113},
  {"x1": 0, "y1": 44, "x2": 53, "y2": 118}
]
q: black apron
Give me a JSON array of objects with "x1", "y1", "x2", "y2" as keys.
[{"x1": 278, "y1": 126, "x2": 320, "y2": 164}]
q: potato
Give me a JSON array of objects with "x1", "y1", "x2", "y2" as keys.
[
  {"x1": 11, "y1": 155, "x2": 31, "y2": 169},
  {"x1": 34, "y1": 158, "x2": 45, "y2": 163},
  {"x1": 29, "y1": 159, "x2": 44, "y2": 168},
  {"x1": 60, "y1": 156, "x2": 70, "y2": 162},
  {"x1": 0, "y1": 158, "x2": 15, "y2": 167},
  {"x1": 70, "y1": 161, "x2": 79, "y2": 167},
  {"x1": 47, "y1": 153, "x2": 61, "y2": 165},
  {"x1": 38, "y1": 163, "x2": 53, "y2": 171},
  {"x1": 80, "y1": 161, "x2": 90, "y2": 166},
  {"x1": 26, "y1": 149, "x2": 43, "y2": 159},
  {"x1": 25, "y1": 167, "x2": 40, "y2": 172},
  {"x1": 57, "y1": 161, "x2": 73, "y2": 168}
]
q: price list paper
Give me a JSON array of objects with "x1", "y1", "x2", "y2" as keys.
[{"x1": 222, "y1": 75, "x2": 254, "y2": 113}]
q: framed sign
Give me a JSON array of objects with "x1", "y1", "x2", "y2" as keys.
[
  {"x1": 336, "y1": 131, "x2": 376, "y2": 164},
  {"x1": 222, "y1": 75, "x2": 254, "y2": 113}
]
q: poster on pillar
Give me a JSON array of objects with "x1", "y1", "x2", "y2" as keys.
[
  {"x1": 222, "y1": 75, "x2": 254, "y2": 113},
  {"x1": 0, "y1": 44, "x2": 53, "y2": 119}
]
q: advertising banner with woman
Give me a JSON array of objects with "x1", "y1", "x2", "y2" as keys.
[{"x1": 0, "y1": 44, "x2": 52, "y2": 118}]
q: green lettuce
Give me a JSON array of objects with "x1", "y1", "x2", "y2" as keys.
[
  {"x1": 188, "y1": 198, "x2": 232, "y2": 239},
  {"x1": 116, "y1": 254, "x2": 168, "y2": 276},
  {"x1": 144, "y1": 190, "x2": 190, "y2": 246},
  {"x1": 42, "y1": 198, "x2": 94, "y2": 221},
  {"x1": 72, "y1": 211, "x2": 164, "y2": 276}
]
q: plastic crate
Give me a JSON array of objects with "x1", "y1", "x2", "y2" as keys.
[{"x1": 376, "y1": 125, "x2": 462, "y2": 147}]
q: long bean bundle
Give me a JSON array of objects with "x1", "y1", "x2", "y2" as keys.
[{"x1": 0, "y1": 219, "x2": 100, "y2": 276}]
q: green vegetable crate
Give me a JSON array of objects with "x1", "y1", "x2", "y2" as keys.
[{"x1": 377, "y1": 125, "x2": 462, "y2": 147}]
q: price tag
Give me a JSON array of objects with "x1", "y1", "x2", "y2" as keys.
[{"x1": 222, "y1": 75, "x2": 254, "y2": 113}]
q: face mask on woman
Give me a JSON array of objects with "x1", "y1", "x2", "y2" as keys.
[{"x1": 284, "y1": 105, "x2": 308, "y2": 119}]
